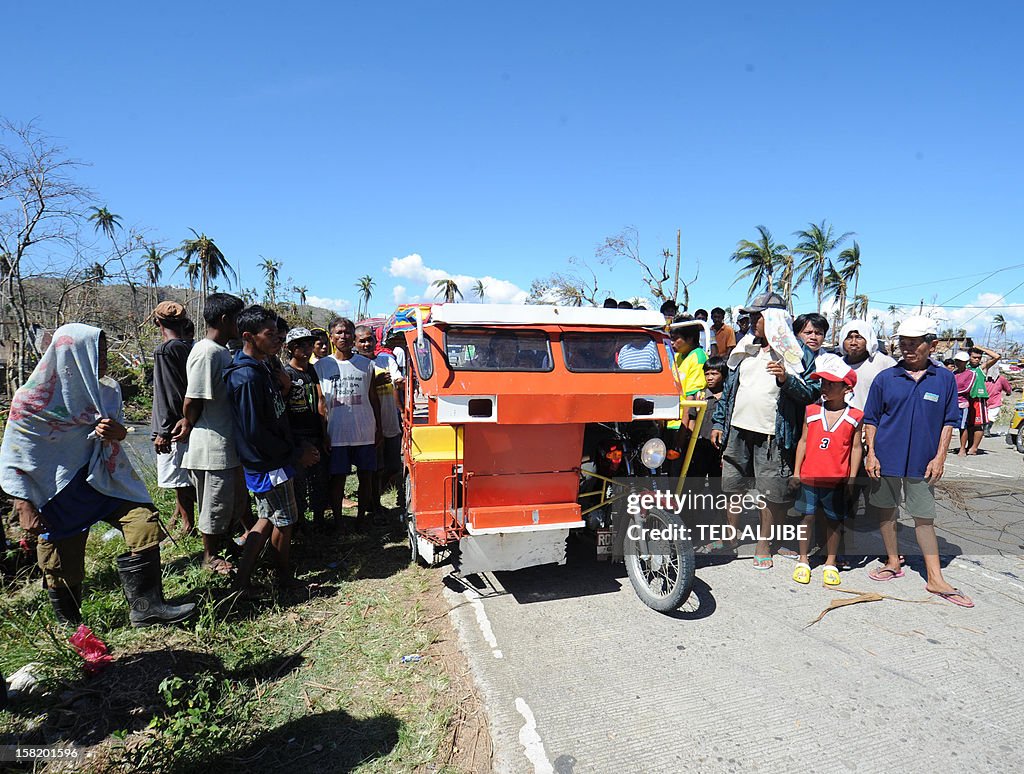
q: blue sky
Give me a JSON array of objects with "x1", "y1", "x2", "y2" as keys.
[{"x1": 5, "y1": 1, "x2": 1023, "y2": 340}]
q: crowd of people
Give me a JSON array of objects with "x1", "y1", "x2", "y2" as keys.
[
  {"x1": 661, "y1": 290, "x2": 1014, "y2": 608},
  {"x1": 1, "y1": 290, "x2": 1011, "y2": 628},
  {"x1": 1, "y1": 294, "x2": 406, "y2": 627}
]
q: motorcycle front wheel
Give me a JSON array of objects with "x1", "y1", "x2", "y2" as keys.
[{"x1": 623, "y1": 508, "x2": 695, "y2": 612}]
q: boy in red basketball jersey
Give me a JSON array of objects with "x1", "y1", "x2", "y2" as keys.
[{"x1": 791, "y1": 354, "x2": 863, "y2": 586}]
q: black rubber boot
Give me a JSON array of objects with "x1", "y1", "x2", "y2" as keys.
[
  {"x1": 46, "y1": 584, "x2": 82, "y2": 627},
  {"x1": 116, "y1": 551, "x2": 196, "y2": 628}
]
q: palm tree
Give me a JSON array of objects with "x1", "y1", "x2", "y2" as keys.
[
  {"x1": 178, "y1": 229, "x2": 234, "y2": 317},
  {"x1": 776, "y1": 252, "x2": 796, "y2": 314},
  {"x1": 259, "y1": 257, "x2": 282, "y2": 307},
  {"x1": 472, "y1": 279, "x2": 487, "y2": 302},
  {"x1": 432, "y1": 278, "x2": 463, "y2": 303},
  {"x1": 294, "y1": 285, "x2": 308, "y2": 306},
  {"x1": 176, "y1": 255, "x2": 201, "y2": 319},
  {"x1": 88, "y1": 206, "x2": 122, "y2": 240},
  {"x1": 823, "y1": 267, "x2": 848, "y2": 343},
  {"x1": 355, "y1": 275, "x2": 375, "y2": 319},
  {"x1": 731, "y1": 225, "x2": 789, "y2": 300},
  {"x1": 887, "y1": 304, "x2": 900, "y2": 332},
  {"x1": 143, "y1": 246, "x2": 165, "y2": 311},
  {"x1": 991, "y1": 314, "x2": 1008, "y2": 346},
  {"x1": 837, "y1": 240, "x2": 863, "y2": 304},
  {"x1": 793, "y1": 221, "x2": 854, "y2": 311},
  {"x1": 846, "y1": 294, "x2": 869, "y2": 321}
]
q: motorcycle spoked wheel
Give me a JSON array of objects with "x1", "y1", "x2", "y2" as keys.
[{"x1": 623, "y1": 508, "x2": 695, "y2": 612}]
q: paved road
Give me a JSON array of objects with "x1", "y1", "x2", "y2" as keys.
[{"x1": 446, "y1": 440, "x2": 1024, "y2": 773}]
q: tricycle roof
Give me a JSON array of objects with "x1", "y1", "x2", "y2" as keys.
[{"x1": 430, "y1": 303, "x2": 666, "y2": 329}]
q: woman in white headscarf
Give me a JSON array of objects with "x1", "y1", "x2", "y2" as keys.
[
  {"x1": 837, "y1": 319, "x2": 896, "y2": 411},
  {"x1": 0, "y1": 324, "x2": 194, "y2": 627}
]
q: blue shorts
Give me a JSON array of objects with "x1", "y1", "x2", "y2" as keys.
[
  {"x1": 329, "y1": 444, "x2": 378, "y2": 475},
  {"x1": 797, "y1": 483, "x2": 849, "y2": 521}
]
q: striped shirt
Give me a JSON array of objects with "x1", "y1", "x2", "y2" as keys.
[{"x1": 616, "y1": 339, "x2": 661, "y2": 371}]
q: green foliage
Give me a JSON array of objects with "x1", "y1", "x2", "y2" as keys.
[
  {"x1": 112, "y1": 673, "x2": 248, "y2": 772},
  {"x1": 107, "y1": 359, "x2": 153, "y2": 422}
]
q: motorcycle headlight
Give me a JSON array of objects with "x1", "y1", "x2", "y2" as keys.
[{"x1": 640, "y1": 437, "x2": 667, "y2": 469}]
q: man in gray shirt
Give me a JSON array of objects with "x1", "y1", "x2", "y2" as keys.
[{"x1": 172, "y1": 293, "x2": 245, "y2": 575}]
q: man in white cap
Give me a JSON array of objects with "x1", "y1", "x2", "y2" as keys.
[{"x1": 863, "y1": 315, "x2": 973, "y2": 607}]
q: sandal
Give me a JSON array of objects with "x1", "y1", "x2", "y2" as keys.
[
  {"x1": 868, "y1": 566, "x2": 904, "y2": 582},
  {"x1": 929, "y1": 588, "x2": 974, "y2": 608},
  {"x1": 203, "y1": 556, "x2": 235, "y2": 576},
  {"x1": 822, "y1": 565, "x2": 841, "y2": 587},
  {"x1": 752, "y1": 555, "x2": 773, "y2": 570},
  {"x1": 792, "y1": 562, "x2": 811, "y2": 584}
]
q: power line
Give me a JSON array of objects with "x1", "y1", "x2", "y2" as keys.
[
  {"x1": 959, "y1": 278, "x2": 1024, "y2": 326},
  {"x1": 936, "y1": 264, "x2": 1024, "y2": 307},
  {"x1": 871, "y1": 299, "x2": 1024, "y2": 309},
  {"x1": 860, "y1": 262, "x2": 1024, "y2": 296}
]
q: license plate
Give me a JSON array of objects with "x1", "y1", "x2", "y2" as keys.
[{"x1": 596, "y1": 529, "x2": 613, "y2": 557}]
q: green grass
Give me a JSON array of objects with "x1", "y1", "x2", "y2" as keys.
[{"x1": 0, "y1": 469, "x2": 480, "y2": 773}]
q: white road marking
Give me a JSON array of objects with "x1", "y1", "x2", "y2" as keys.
[
  {"x1": 515, "y1": 697, "x2": 554, "y2": 774},
  {"x1": 463, "y1": 589, "x2": 504, "y2": 659},
  {"x1": 950, "y1": 464, "x2": 1016, "y2": 478},
  {"x1": 950, "y1": 560, "x2": 1024, "y2": 594}
]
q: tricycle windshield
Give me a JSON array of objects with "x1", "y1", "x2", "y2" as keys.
[
  {"x1": 444, "y1": 329, "x2": 552, "y2": 371},
  {"x1": 563, "y1": 332, "x2": 664, "y2": 373}
]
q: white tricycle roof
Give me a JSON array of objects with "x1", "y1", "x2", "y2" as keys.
[{"x1": 429, "y1": 303, "x2": 666, "y2": 328}]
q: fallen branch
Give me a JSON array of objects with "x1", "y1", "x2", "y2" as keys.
[{"x1": 805, "y1": 588, "x2": 937, "y2": 628}]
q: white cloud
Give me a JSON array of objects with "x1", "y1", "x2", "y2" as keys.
[
  {"x1": 387, "y1": 253, "x2": 529, "y2": 304},
  {"x1": 847, "y1": 294, "x2": 1022, "y2": 345},
  {"x1": 306, "y1": 295, "x2": 352, "y2": 314}
]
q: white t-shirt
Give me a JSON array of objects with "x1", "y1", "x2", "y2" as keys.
[
  {"x1": 392, "y1": 346, "x2": 407, "y2": 376},
  {"x1": 315, "y1": 354, "x2": 377, "y2": 446},
  {"x1": 846, "y1": 352, "x2": 897, "y2": 411},
  {"x1": 181, "y1": 338, "x2": 239, "y2": 471},
  {"x1": 731, "y1": 347, "x2": 781, "y2": 436},
  {"x1": 374, "y1": 353, "x2": 403, "y2": 439}
]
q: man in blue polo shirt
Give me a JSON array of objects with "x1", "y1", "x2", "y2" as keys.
[{"x1": 862, "y1": 315, "x2": 972, "y2": 607}]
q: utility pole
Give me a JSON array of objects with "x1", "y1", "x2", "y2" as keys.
[{"x1": 673, "y1": 229, "x2": 681, "y2": 302}]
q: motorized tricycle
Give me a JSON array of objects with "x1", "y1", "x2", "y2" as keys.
[{"x1": 388, "y1": 303, "x2": 708, "y2": 612}]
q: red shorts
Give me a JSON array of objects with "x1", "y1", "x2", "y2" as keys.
[{"x1": 961, "y1": 398, "x2": 989, "y2": 429}]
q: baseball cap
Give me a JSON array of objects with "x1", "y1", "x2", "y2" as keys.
[
  {"x1": 952, "y1": 351, "x2": 970, "y2": 362},
  {"x1": 810, "y1": 353, "x2": 857, "y2": 387},
  {"x1": 285, "y1": 326, "x2": 315, "y2": 345},
  {"x1": 152, "y1": 301, "x2": 187, "y2": 324},
  {"x1": 739, "y1": 292, "x2": 787, "y2": 314},
  {"x1": 897, "y1": 315, "x2": 937, "y2": 337}
]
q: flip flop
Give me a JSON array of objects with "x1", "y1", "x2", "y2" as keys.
[
  {"x1": 792, "y1": 562, "x2": 811, "y2": 584},
  {"x1": 753, "y1": 556, "x2": 773, "y2": 570},
  {"x1": 203, "y1": 557, "x2": 235, "y2": 576},
  {"x1": 822, "y1": 565, "x2": 841, "y2": 587},
  {"x1": 929, "y1": 588, "x2": 974, "y2": 608},
  {"x1": 868, "y1": 567, "x2": 904, "y2": 582}
]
